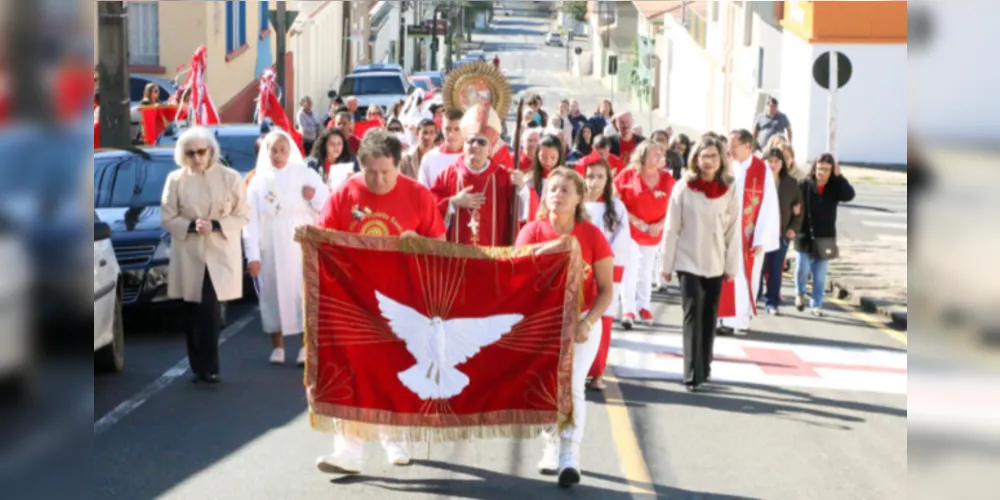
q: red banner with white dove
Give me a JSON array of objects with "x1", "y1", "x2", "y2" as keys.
[
  {"x1": 255, "y1": 68, "x2": 305, "y2": 156},
  {"x1": 173, "y1": 46, "x2": 220, "y2": 126},
  {"x1": 295, "y1": 226, "x2": 582, "y2": 442}
]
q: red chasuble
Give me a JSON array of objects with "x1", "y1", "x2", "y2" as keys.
[
  {"x1": 430, "y1": 156, "x2": 518, "y2": 246},
  {"x1": 718, "y1": 156, "x2": 769, "y2": 318}
]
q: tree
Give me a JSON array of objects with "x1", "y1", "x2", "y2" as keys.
[{"x1": 563, "y1": 1, "x2": 588, "y2": 23}]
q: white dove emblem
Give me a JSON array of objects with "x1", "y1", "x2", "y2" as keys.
[{"x1": 375, "y1": 291, "x2": 524, "y2": 400}]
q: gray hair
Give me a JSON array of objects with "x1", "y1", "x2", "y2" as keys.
[
  {"x1": 357, "y1": 128, "x2": 402, "y2": 167},
  {"x1": 173, "y1": 126, "x2": 221, "y2": 168}
]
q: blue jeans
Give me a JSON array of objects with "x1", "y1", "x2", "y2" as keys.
[
  {"x1": 795, "y1": 251, "x2": 830, "y2": 308},
  {"x1": 760, "y1": 238, "x2": 791, "y2": 308}
]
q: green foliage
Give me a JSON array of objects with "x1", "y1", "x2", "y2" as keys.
[{"x1": 562, "y1": 1, "x2": 588, "y2": 22}]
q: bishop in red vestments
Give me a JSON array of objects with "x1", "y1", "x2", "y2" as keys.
[{"x1": 429, "y1": 103, "x2": 524, "y2": 246}]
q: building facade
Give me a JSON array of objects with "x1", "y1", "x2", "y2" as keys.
[
  {"x1": 121, "y1": 0, "x2": 276, "y2": 123},
  {"x1": 778, "y1": 0, "x2": 907, "y2": 165}
]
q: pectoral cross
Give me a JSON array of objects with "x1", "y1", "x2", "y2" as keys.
[{"x1": 468, "y1": 211, "x2": 481, "y2": 245}]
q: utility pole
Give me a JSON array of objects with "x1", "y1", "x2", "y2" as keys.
[
  {"x1": 396, "y1": 0, "x2": 408, "y2": 68},
  {"x1": 430, "y1": 6, "x2": 440, "y2": 71},
  {"x1": 10, "y1": 0, "x2": 50, "y2": 121},
  {"x1": 97, "y1": 1, "x2": 131, "y2": 148},
  {"x1": 413, "y1": 0, "x2": 422, "y2": 72},
  {"x1": 275, "y1": 1, "x2": 288, "y2": 111}
]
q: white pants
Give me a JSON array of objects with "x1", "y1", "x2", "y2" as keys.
[
  {"x1": 332, "y1": 431, "x2": 406, "y2": 459},
  {"x1": 546, "y1": 314, "x2": 602, "y2": 444},
  {"x1": 622, "y1": 243, "x2": 659, "y2": 315}
]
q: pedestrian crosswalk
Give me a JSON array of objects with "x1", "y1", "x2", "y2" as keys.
[{"x1": 841, "y1": 185, "x2": 907, "y2": 243}]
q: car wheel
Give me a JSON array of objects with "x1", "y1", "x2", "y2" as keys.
[{"x1": 96, "y1": 285, "x2": 125, "y2": 373}]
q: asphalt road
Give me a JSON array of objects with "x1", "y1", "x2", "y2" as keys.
[
  {"x1": 93, "y1": 16, "x2": 906, "y2": 500},
  {"x1": 838, "y1": 184, "x2": 908, "y2": 245}
]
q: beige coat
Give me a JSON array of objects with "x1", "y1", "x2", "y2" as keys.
[
  {"x1": 659, "y1": 179, "x2": 741, "y2": 279},
  {"x1": 161, "y1": 163, "x2": 249, "y2": 302}
]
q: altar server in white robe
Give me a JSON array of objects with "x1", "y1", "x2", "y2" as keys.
[
  {"x1": 717, "y1": 129, "x2": 780, "y2": 334},
  {"x1": 244, "y1": 131, "x2": 330, "y2": 364},
  {"x1": 417, "y1": 108, "x2": 465, "y2": 188}
]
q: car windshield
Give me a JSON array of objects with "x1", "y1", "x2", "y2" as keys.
[
  {"x1": 411, "y1": 79, "x2": 431, "y2": 91},
  {"x1": 99, "y1": 156, "x2": 177, "y2": 208},
  {"x1": 340, "y1": 75, "x2": 405, "y2": 96}
]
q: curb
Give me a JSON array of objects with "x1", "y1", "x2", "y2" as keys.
[{"x1": 828, "y1": 280, "x2": 908, "y2": 330}]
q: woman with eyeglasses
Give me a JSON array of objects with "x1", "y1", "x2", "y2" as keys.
[{"x1": 160, "y1": 126, "x2": 249, "y2": 384}]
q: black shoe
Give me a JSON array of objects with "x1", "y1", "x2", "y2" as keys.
[
  {"x1": 190, "y1": 373, "x2": 202, "y2": 384},
  {"x1": 201, "y1": 374, "x2": 221, "y2": 384},
  {"x1": 684, "y1": 383, "x2": 698, "y2": 392},
  {"x1": 716, "y1": 326, "x2": 734, "y2": 336},
  {"x1": 558, "y1": 467, "x2": 581, "y2": 488}
]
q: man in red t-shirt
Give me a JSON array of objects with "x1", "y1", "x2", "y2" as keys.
[
  {"x1": 318, "y1": 129, "x2": 446, "y2": 240},
  {"x1": 315, "y1": 128, "x2": 445, "y2": 475},
  {"x1": 608, "y1": 112, "x2": 646, "y2": 166},
  {"x1": 574, "y1": 135, "x2": 624, "y2": 177}
]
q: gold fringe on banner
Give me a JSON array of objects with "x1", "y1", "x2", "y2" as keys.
[
  {"x1": 310, "y1": 413, "x2": 561, "y2": 443},
  {"x1": 296, "y1": 225, "x2": 583, "y2": 439}
]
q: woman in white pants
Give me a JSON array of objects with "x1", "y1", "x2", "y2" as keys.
[
  {"x1": 582, "y1": 159, "x2": 631, "y2": 391},
  {"x1": 515, "y1": 167, "x2": 614, "y2": 488},
  {"x1": 614, "y1": 142, "x2": 676, "y2": 328}
]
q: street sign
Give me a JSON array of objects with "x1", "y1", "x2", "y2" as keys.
[
  {"x1": 267, "y1": 10, "x2": 299, "y2": 30},
  {"x1": 408, "y1": 25, "x2": 433, "y2": 38},
  {"x1": 812, "y1": 51, "x2": 852, "y2": 90},
  {"x1": 574, "y1": 46, "x2": 582, "y2": 55}
]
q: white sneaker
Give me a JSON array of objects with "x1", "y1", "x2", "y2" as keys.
[
  {"x1": 384, "y1": 441, "x2": 411, "y2": 465},
  {"x1": 537, "y1": 434, "x2": 559, "y2": 475},
  {"x1": 557, "y1": 438, "x2": 581, "y2": 488},
  {"x1": 315, "y1": 452, "x2": 362, "y2": 475},
  {"x1": 297, "y1": 347, "x2": 306, "y2": 366},
  {"x1": 269, "y1": 348, "x2": 285, "y2": 365}
]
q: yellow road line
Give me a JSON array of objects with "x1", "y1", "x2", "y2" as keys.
[
  {"x1": 603, "y1": 375, "x2": 657, "y2": 497},
  {"x1": 828, "y1": 296, "x2": 908, "y2": 345}
]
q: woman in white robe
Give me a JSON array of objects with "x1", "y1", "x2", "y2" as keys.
[{"x1": 244, "y1": 131, "x2": 330, "y2": 365}]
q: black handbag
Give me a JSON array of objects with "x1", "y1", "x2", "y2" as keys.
[{"x1": 806, "y1": 186, "x2": 839, "y2": 260}]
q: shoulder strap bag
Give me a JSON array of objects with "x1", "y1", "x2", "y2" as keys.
[{"x1": 806, "y1": 184, "x2": 839, "y2": 260}]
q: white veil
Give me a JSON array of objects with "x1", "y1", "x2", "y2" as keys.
[{"x1": 254, "y1": 129, "x2": 307, "y2": 179}]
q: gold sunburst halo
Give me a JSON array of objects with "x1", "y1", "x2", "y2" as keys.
[{"x1": 442, "y1": 61, "x2": 513, "y2": 117}]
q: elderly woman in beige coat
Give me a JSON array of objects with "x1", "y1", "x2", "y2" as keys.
[{"x1": 161, "y1": 126, "x2": 249, "y2": 384}]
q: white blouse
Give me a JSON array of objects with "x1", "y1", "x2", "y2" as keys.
[{"x1": 585, "y1": 199, "x2": 632, "y2": 268}]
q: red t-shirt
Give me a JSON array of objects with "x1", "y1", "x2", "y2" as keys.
[
  {"x1": 515, "y1": 220, "x2": 613, "y2": 312},
  {"x1": 518, "y1": 151, "x2": 533, "y2": 172},
  {"x1": 347, "y1": 135, "x2": 361, "y2": 155},
  {"x1": 574, "y1": 151, "x2": 624, "y2": 177},
  {"x1": 619, "y1": 136, "x2": 637, "y2": 166},
  {"x1": 614, "y1": 168, "x2": 676, "y2": 246},
  {"x1": 318, "y1": 174, "x2": 446, "y2": 238}
]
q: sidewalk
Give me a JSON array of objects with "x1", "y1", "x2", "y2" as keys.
[{"x1": 572, "y1": 74, "x2": 909, "y2": 328}]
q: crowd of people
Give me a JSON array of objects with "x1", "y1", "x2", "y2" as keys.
[{"x1": 157, "y1": 83, "x2": 855, "y2": 488}]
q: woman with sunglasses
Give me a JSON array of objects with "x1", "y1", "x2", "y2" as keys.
[{"x1": 161, "y1": 126, "x2": 249, "y2": 384}]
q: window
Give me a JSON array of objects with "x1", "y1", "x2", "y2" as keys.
[
  {"x1": 685, "y1": 9, "x2": 708, "y2": 49},
  {"x1": 259, "y1": 1, "x2": 270, "y2": 33},
  {"x1": 225, "y1": 0, "x2": 247, "y2": 54},
  {"x1": 339, "y1": 75, "x2": 406, "y2": 96},
  {"x1": 127, "y1": 2, "x2": 159, "y2": 66}
]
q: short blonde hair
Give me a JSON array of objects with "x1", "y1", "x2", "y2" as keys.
[{"x1": 173, "y1": 126, "x2": 221, "y2": 169}]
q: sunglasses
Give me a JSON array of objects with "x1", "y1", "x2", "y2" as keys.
[
  {"x1": 466, "y1": 137, "x2": 488, "y2": 147},
  {"x1": 185, "y1": 148, "x2": 209, "y2": 158},
  {"x1": 388, "y1": 127, "x2": 404, "y2": 133}
]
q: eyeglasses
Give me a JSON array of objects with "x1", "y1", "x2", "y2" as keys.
[
  {"x1": 185, "y1": 148, "x2": 209, "y2": 158},
  {"x1": 466, "y1": 137, "x2": 488, "y2": 147}
]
